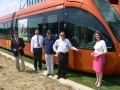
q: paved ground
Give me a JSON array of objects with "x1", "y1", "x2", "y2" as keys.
[{"x1": 0, "y1": 51, "x2": 94, "y2": 90}]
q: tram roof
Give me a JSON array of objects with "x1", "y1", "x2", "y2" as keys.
[{"x1": 0, "y1": 0, "x2": 119, "y2": 21}]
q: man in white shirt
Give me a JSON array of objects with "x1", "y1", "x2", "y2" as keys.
[
  {"x1": 53, "y1": 31, "x2": 79, "y2": 79},
  {"x1": 31, "y1": 29, "x2": 43, "y2": 71}
]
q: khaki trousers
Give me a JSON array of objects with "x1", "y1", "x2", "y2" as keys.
[
  {"x1": 45, "y1": 54, "x2": 54, "y2": 74},
  {"x1": 15, "y1": 52, "x2": 25, "y2": 72}
]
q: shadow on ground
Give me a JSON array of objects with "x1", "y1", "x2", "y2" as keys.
[{"x1": 0, "y1": 66, "x2": 3, "y2": 69}]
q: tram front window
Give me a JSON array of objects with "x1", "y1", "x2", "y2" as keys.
[
  {"x1": 93, "y1": 0, "x2": 120, "y2": 42},
  {"x1": 67, "y1": 8, "x2": 113, "y2": 50}
]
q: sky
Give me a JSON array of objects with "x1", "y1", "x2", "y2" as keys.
[{"x1": 0, "y1": 0, "x2": 26, "y2": 17}]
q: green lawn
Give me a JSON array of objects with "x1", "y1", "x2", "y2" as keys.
[{"x1": 0, "y1": 47, "x2": 120, "y2": 90}]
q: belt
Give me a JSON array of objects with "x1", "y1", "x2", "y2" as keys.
[
  {"x1": 33, "y1": 47, "x2": 42, "y2": 49},
  {"x1": 59, "y1": 52, "x2": 68, "y2": 54}
]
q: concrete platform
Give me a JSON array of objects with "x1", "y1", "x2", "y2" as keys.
[{"x1": 0, "y1": 51, "x2": 94, "y2": 90}]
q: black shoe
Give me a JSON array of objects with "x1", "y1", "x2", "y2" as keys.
[
  {"x1": 51, "y1": 74, "x2": 54, "y2": 77},
  {"x1": 57, "y1": 76, "x2": 61, "y2": 79},
  {"x1": 34, "y1": 68, "x2": 37, "y2": 71},
  {"x1": 46, "y1": 73, "x2": 50, "y2": 76},
  {"x1": 21, "y1": 70, "x2": 25, "y2": 72},
  {"x1": 39, "y1": 68, "x2": 42, "y2": 71},
  {"x1": 62, "y1": 76, "x2": 67, "y2": 79}
]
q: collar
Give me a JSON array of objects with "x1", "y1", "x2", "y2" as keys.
[
  {"x1": 47, "y1": 37, "x2": 51, "y2": 40},
  {"x1": 96, "y1": 40, "x2": 101, "y2": 42},
  {"x1": 60, "y1": 38, "x2": 65, "y2": 41},
  {"x1": 15, "y1": 38, "x2": 18, "y2": 40}
]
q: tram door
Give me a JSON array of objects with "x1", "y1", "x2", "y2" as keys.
[{"x1": 72, "y1": 26, "x2": 95, "y2": 72}]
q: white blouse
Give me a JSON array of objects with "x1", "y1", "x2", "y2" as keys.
[{"x1": 94, "y1": 40, "x2": 107, "y2": 53}]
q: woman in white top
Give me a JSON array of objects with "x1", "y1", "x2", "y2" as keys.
[{"x1": 91, "y1": 31, "x2": 107, "y2": 87}]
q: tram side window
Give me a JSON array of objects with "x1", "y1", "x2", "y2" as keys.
[
  {"x1": 18, "y1": 19, "x2": 28, "y2": 41},
  {"x1": 0, "y1": 23, "x2": 4, "y2": 38},
  {"x1": 67, "y1": 8, "x2": 113, "y2": 51},
  {"x1": 29, "y1": 15, "x2": 43, "y2": 41},
  {"x1": 46, "y1": 14, "x2": 58, "y2": 39},
  {"x1": 4, "y1": 23, "x2": 7, "y2": 39},
  {"x1": 0, "y1": 24, "x2": 2, "y2": 38},
  {"x1": 7, "y1": 22, "x2": 12, "y2": 39}
]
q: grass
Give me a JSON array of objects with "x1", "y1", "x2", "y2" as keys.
[
  {"x1": 0, "y1": 55, "x2": 73, "y2": 90},
  {"x1": 0, "y1": 47, "x2": 120, "y2": 90},
  {"x1": 0, "y1": 88, "x2": 4, "y2": 90}
]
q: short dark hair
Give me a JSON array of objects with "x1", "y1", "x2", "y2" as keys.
[
  {"x1": 60, "y1": 31, "x2": 65, "y2": 35},
  {"x1": 35, "y1": 29, "x2": 39, "y2": 32},
  {"x1": 14, "y1": 31, "x2": 18, "y2": 34},
  {"x1": 93, "y1": 31, "x2": 103, "y2": 41}
]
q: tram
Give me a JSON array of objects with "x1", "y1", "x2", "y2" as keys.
[
  {"x1": 113, "y1": 4, "x2": 120, "y2": 15},
  {"x1": 0, "y1": 0, "x2": 120, "y2": 75}
]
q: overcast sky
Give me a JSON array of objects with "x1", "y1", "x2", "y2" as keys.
[{"x1": 0, "y1": 0, "x2": 26, "y2": 17}]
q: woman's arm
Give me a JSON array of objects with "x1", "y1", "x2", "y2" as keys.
[
  {"x1": 97, "y1": 40, "x2": 107, "y2": 56},
  {"x1": 91, "y1": 51, "x2": 95, "y2": 56}
]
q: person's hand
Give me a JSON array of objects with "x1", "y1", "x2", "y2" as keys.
[
  {"x1": 31, "y1": 52, "x2": 34, "y2": 55},
  {"x1": 19, "y1": 47, "x2": 22, "y2": 50},
  {"x1": 42, "y1": 49, "x2": 44, "y2": 53},
  {"x1": 91, "y1": 53, "x2": 94, "y2": 56},
  {"x1": 94, "y1": 54, "x2": 99, "y2": 57},
  {"x1": 14, "y1": 49, "x2": 17, "y2": 52},
  {"x1": 56, "y1": 52, "x2": 60, "y2": 54},
  {"x1": 76, "y1": 49, "x2": 79, "y2": 52}
]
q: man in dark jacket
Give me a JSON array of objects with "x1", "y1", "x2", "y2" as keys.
[{"x1": 11, "y1": 31, "x2": 25, "y2": 72}]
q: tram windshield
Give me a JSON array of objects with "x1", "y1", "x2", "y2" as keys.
[
  {"x1": 93, "y1": 0, "x2": 120, "y2": 43},
  {"x1": 65, "y1": 8, "x2": 113, "y2": 50}
]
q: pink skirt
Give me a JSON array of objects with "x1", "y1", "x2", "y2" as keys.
[{"x1": 93, "y1": 54, "x2": 104, "y2": 73}]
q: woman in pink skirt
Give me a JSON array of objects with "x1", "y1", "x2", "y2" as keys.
[{"x1": 91, "y1": 31, "x2": 107, "y2": 87}]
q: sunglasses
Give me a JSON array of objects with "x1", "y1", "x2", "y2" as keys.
[{"x1": 60, "y1": 34, "x2": 65, "y2": 36}]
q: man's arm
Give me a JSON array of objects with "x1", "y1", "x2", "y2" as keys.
[
  {"x1": 42, "y1": 38, "x2": 45, "y2": 52},
  {"x1": 53, "y1": 40, "x2": 58, "y2": 53},
  {"x1": 22, "y1": 38, "x2": 25, "y2": 48},
  {"x1": 18, "y1": 38, "x2": 25, "y2": 50},
  {"x1": 10, "y1": 39, "x2": 17, "y2": 52},
  {"x1": 10, "y1": 39, "x2": 14, "y2": 51},
  {"x1": 31, "y1": 37, "x2": 34, "y2": 53},
  {"x1": 68, "y1": 40, "x2": 79, "y2": 52},
  {"x1": 41, "y1": 36, "x2": 44, "y2": 46}
]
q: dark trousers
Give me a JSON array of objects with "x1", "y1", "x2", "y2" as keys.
[
  {"x1": 33, "y1": 48, "x2": 42, "y2": 70},
  {"x1": 58, "y1": 52, "x2": 69, "y2": 77}
]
